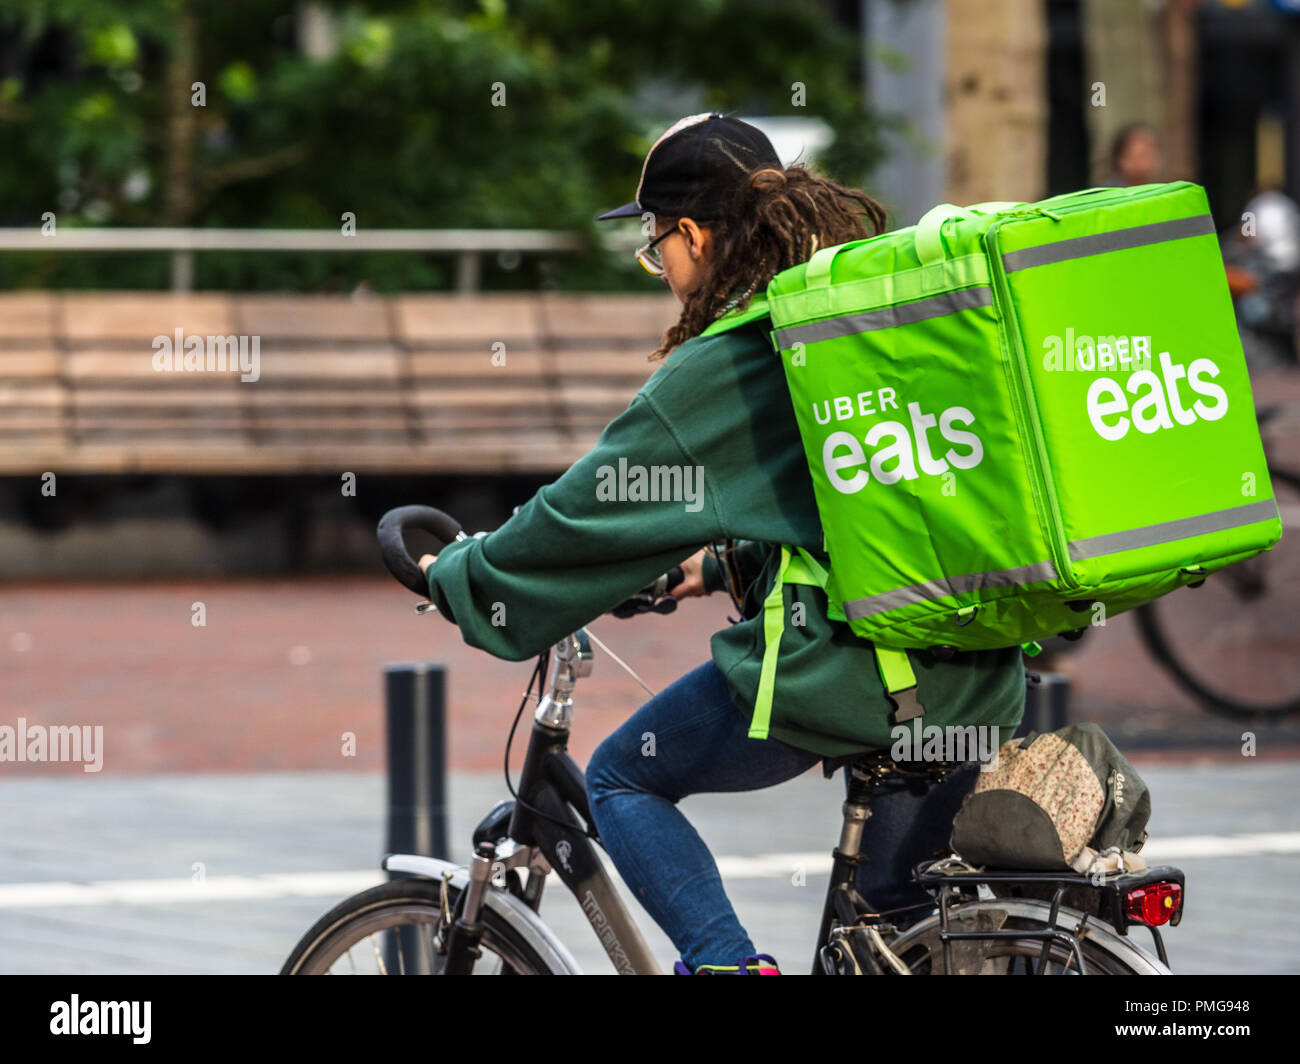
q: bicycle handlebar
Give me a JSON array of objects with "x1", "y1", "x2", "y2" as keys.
[{"x1": 377, "y1": 505, "x2": 465, "y2": 596}]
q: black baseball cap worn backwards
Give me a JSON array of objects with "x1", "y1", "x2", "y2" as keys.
[{"x1": 596, "y1": 112, "x2": 783, "y2": 223}]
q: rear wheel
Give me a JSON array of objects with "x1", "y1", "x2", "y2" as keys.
[
  {"x1": 887, "y1": 901, "x2": 1165, "y2": 974},
  {"x1": 281, "y1": 877, "x2": 554, "y2": 974}
]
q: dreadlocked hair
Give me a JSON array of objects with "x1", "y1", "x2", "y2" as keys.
[{"x1": 649, "y1": 165, "x2": 888, "y2": 361}]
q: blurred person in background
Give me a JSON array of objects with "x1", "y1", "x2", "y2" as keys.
[
  {"x1": 1108, "y1": 122, "x2": 1162, "y2": 187},
  {"x1": 1223, "y1": 186, "x2": 1300, "y2": 368}
]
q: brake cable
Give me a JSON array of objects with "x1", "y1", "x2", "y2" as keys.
[
  {"x1": 502, "y1": 649, "x2": 603, "y2": 843},
  {"x1": 581, "y1": 624, "x2": 656, "y2": 698}
]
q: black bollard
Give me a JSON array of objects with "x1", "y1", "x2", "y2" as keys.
[
  {"x1": 385, "y1": 663, "x2": 449, "y2": 868},
  {"x1": 383, "y1": 663, "x2": 448, "y2": 975},
  {"x1": 1015, "y1": 670, "x2": 1070, "y2": 739}
]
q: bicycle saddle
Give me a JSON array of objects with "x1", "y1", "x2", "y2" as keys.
[{"x1": 845, "y1": 748, "x2": 965, "y2": 790}]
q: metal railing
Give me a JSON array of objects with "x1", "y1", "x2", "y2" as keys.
[{"x1": 0, "y1": 227, "x2": 644, "y2": 293}]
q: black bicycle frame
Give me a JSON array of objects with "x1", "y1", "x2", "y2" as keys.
[{"x1": 450, "y1": 716, "x2": 662, "y2": 974}]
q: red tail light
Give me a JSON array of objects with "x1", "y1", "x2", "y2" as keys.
[{"x1": 1124, "y1": 882, "x2": 1182, "y2": 926}]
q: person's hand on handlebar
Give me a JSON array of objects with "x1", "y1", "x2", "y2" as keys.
[
  {"x1": 418, "y1": 554, "x2": 437, "y2": 574},
  {"x1": 670, "y1": 547, "x2": 710, "y2": 599}
]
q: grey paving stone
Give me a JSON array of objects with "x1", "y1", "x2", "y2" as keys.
[{"x1": 0, "y1": 763, "x2": 1294, "y2": 974}]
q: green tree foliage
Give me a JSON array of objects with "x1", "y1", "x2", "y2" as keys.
[{"x1": 0, "y1": 0, "x2": 886, "y2": 290}]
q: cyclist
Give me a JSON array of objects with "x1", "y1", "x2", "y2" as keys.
[{"x1": 420, "y1": 113, "x2": 1026, "y2": 975}]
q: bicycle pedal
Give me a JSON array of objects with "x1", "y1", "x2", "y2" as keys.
[{"x1": 819, "y1": 942, "x2": 855, "y2": 975}]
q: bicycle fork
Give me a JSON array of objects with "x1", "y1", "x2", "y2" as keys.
[{"x1": 438, "y1": 843, "x2": 495, "y2": 974}]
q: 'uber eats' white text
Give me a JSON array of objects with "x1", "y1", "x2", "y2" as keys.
[
  {"x1": 1086, "y1": 351, "x2": 1227, "y2": 442},
  {"x1": 820, "y1": 398, "x2": 983, "y2": 494}
]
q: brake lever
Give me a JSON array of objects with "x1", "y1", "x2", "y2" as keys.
[
  {"x1": 414, "y1": 529, "x2": 486, "y2": 615},
  {"x1": 609, "y1": 593, "x2": 669, "y2": 618},
  {"x1": 610, "y1": 566, "x2": 684, "y2": 619}
]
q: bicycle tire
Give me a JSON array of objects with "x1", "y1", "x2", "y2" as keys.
[
  {"x1": 1135, "y1": 602, "x2": 1300, "y2": 721},
  {"x1": 1133, "y1": 466, "x2": 1300, "y2": 721},
  {"x1": 887, "y1": 899, "x2": 1169, "y2": 975},
  {"x1": 281, "y1": 877, "x2": 557, "y2": 975}
]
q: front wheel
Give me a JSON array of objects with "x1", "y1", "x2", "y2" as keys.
[
  {"x1": 886, "y1": 899, "x2": 1170, "y2": 975},
  {"x1": 281, "y1": 877, "x2": 557, "y2": 974}
]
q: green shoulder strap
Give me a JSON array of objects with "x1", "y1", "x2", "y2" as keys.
[
  {"x1": 750, "y1": 545, "x2": 923, "y2": 740},
  {"x1": 700, "y1": 294, "x2": 771, "y2": 337},
  {"x1": 751, "y1": 545, "x2": 794, "y2": 739}
]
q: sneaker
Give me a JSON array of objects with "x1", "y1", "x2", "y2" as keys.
[{"x1": 673, "y1": 953, "x2": 781, "y2": 974}]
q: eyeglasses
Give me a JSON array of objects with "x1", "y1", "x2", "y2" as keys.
[{"x1": 635, "y1": 224, "x2": 680, "y2": 276}]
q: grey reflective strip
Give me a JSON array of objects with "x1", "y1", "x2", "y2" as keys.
[
  {"x1": 843, "y1": 560, "x2": 1058, "y2": 620},
  {"x1": 772, "y1": 286, "x2": 993, "y2": 349},
  {"x1": 1001, "y1": 213, "x2": 1216, "y2": 273},
  {"x1": 1067, "y1": 498, "x2": 1280, "y2": 562}
]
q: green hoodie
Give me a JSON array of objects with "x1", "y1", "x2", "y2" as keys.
[{"x1": 426, "y1": 293, "x2": 1026, "y2": 758}]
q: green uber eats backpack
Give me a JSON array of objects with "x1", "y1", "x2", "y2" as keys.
[
  {"x1": 704, "y1": 180, "x2": 1283, "y2": 730},
  {"x1": 948, "y1": 723, "x2": 1151, "y2": 874}
]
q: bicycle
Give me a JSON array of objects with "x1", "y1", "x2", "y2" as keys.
[
  {"x1": 1022, "y1": 403, "x2": 1298, "y2": 721},
  {"x1": 1132, "y1": 406, "x2": 1300, "y2": 719},
  {"x1": 281, "y1": 505, "x2": 1186, "y2": 975}
]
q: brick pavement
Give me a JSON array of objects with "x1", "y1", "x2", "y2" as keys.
[{"x1": 3, "y1": 571, "x2": 1299, "y2": 777}]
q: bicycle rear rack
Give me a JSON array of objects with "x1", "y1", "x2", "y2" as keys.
[{"x1": 913, "y1": 862, "x2": 1185, "y2": 974}]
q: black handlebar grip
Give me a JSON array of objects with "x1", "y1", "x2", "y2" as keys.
[
  {"x1": 377, "y1": 505, "x2": 464, "y2": 596},
  {"x1": 664, "y1": 566, "x2": 685, "y2": 592}
]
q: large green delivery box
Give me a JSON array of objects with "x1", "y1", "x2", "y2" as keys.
[{"x1": 760, "y1": 181, "x2": 1283, "y2": 652}]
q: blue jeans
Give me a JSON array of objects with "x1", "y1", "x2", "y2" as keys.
[{"x1": 585, "y1": 660, "x2": 977, "y2": 971}]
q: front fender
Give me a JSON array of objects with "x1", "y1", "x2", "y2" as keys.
[{"x1": 383, "y1": 853, "x2": 584, "y2": 974}]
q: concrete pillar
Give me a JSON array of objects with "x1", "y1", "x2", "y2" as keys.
[
  {"x1": 863, "y1": 0, "x2": 947, "y2": 225},
  {"x1": 944, "y1": 0, "x2": 1049, "y2": 206}
]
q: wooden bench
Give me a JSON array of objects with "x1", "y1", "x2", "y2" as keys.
[{"x1": 0, "y1": 290, "x2": 679, "y2": 475}]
